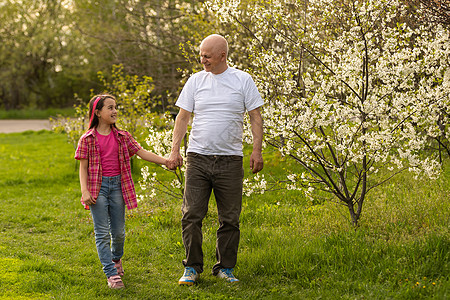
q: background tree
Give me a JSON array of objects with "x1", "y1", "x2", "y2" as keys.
[
  {"x1": 71, "y1": 0, "x2": 214, "y2": 112},
  {"x1": 0, "y1": 0, "x2": 92, "y2": 109},
  {"x1": 0, "y1": 0, "x2": 217, "y2": 111}
]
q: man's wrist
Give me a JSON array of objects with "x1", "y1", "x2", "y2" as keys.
[{"x1": 170, "y1": 149, "x2": 181, "y2": 156}]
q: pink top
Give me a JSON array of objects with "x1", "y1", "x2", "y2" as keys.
[
  {"x1": 96, "y1": 129, "x2": 120, "y2": 176},
  {"x1": 74, "y1": 126, "x2": 142, "y2": 210}
]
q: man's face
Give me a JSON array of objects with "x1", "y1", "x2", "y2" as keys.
[{"x1": 199, "y1": 44, "x2": 225, "y2": 74}]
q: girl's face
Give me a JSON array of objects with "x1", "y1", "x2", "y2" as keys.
[{"x1": 96, "y1": 98, "x2": 117, "y2": 125}]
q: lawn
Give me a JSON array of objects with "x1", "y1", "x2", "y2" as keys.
[
  {"x1": 0, "y1": 131, "x2": 448, "y2": 299},
  {"x1": 0, "y1": 108, "x2": 75, "y2": 120}
]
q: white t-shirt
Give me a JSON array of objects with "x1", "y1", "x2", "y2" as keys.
[{"x1": 176, "y1": 67, "x2": 264, "y2": 156}]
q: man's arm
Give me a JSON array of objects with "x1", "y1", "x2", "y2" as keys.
[
  {"x1": 167, "y1": 108, "x2": 191, "y2": 169},
  {"x1": 248, "y1": 107, "x2": 264, "y2": 173}
]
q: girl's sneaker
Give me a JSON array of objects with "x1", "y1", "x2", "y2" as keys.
[
  {"x1": 113, "y1": 259, "x2": 124, "y2": 276},
  {"x1": 178, "y1": 267, "x2": 199, "y2": 285},
  {"x1": 107, "y1": 275, "x2": 125, "y2": 289},
  {"x1": 216, "y1": 268, "x2": 239, "y2": 283}
]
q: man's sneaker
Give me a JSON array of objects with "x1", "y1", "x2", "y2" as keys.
[
  {"x1": 107, "y1": 274, "x2": 125, "y2": 289},
  {"x1": 178, "y1": 267, "x2": 199, "y2": 286},
  {"x1": 216, "y1": 268, "x2": 239, "y2": 283},
  {"x1": 113, "y1": 259, "x2": 124, "y2": 276}
]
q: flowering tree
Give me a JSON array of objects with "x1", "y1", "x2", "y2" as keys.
[
  {"x1": 206, "y1": 0, "x2": 449, "y2": 226},
  {"x1": 139, "y1": 112, "x2": 186, "y2": 202},
  {"x1": 417, "y1": 0, "x2": 450, "y2": 26},
  {"x1": 97, "y1": 64, "x2": 158, "y2": 143}
]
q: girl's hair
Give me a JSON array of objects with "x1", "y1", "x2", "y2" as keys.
[{"x1": 88, "y1": 94, "x2": 117, "y2": 129}]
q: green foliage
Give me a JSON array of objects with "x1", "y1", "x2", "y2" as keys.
[
  {"x1": 0, "y1": 131, "x2": 449, "y2": 299},
  {"x1": 97, "y1": 64, "x2": 158, "y2": 143}
]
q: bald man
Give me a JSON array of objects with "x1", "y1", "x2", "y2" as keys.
[{"x1": 168, "y1": 34, "x2": 264, "y2": 285}]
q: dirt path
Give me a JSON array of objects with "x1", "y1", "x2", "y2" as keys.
[{"x1": 0, "y1": 120, "x2": 51, "y2": 133}]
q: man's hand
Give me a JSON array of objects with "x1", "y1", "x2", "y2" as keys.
[
  {"x1": 250, "y1": 150, "x2": 264, "y2": 173},
  {"x1": 167, "y1": 151, "x2": 183, "y2": 170}
]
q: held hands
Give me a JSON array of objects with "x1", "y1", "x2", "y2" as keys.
[
  {"x1": 166, "y1": 151, "x2": 183, "y2": 170},
  {"x1": 250, "y1": 150, "x2": 264, "y2": 174},
  {"x1": 81, "y1": 190, "x2": 96, "y2": 206}
]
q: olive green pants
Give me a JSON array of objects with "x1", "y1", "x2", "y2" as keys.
[{"x1": 181, "y1": 152, "x2": 244, "y2": 275}]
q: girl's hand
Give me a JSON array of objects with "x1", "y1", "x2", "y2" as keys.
[
  {"x1": 163, "y1": 159, "x2": 172, "y2": 169},
  {"x1": 82, "y1": 191, "x2": 96, "y2": 206}
]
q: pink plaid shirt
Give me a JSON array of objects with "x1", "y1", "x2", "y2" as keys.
[{"x1": 75, "y1": 127, "x2": 142, "y2": 210}]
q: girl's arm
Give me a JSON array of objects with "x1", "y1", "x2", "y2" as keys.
[
  {"x1": 79, "y1": 159, "x2": 96, "y2": 205},
  {"x1": 136, "y1": 149, "x2": 168, "y2": 166}
]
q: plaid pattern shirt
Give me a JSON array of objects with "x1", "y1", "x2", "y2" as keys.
[{"x1": 75, "y1": 127, "x2": 142, "y2": 210}]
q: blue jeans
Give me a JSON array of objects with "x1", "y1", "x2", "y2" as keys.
[{"x1": 90, "y1": 175, "x2": 125, "y2": 278}]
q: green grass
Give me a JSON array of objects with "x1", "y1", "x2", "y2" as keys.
[
  {"x1": 0, "y1": 131, "x2": 449, "y2": 299},
  {"x1": 0, "y1": 108, "x2": 75, "y2": 120}
]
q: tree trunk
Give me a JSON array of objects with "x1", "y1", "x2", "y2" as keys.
[{"x1": 347, "y1": 202, "x2": 359, "y2": 227}]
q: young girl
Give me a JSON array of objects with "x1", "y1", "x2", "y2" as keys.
[{"x1": 75, "y1": 94, "x2": 168, "y2": 289}]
